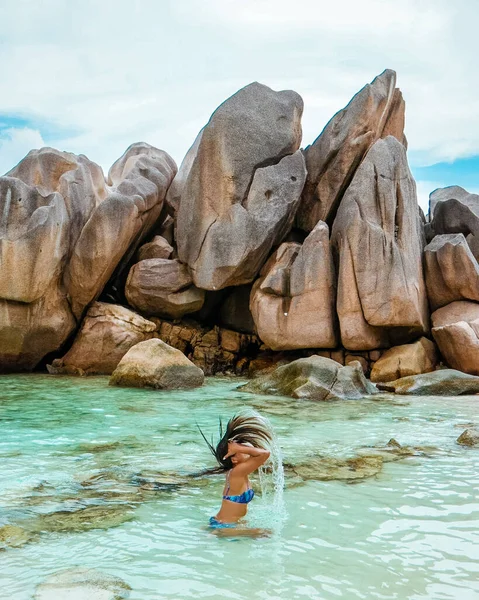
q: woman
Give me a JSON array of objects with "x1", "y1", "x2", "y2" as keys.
[{"x1": 199, "y1": 414, "x2": 271, "y2": 532}]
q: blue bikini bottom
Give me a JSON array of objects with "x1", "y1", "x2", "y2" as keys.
[{"x1": 209, "y1": 516, "x2": 237, "y2": 529}]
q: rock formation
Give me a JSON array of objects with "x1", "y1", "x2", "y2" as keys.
[
  {"x1": 370, "y1": 337, "x2": 437, "y2": 383},
  {"x1": 176, "y1": 82, "x2": 305, "y2": 290},
  {"x1": 424, "y1": 234, "x2": 479, "y2": 310},
  {"x1": 125, "y1": 258, "x2": 205, "y2": 318},
  {"x1": 110, "y1": 338, "x2": 204, "y2": 389},
  {"x1": 47, "y1": 302, "x2": 156, "y2": 375},
  {"x1": 431, "y1": 301, "x2": 479, "y2": 375},
  {"x1": 34, "y1": 568, "x2": 131, "y2": 600},
  {"x1": 0, "y1": 144, "x2": 175, "y2": 370},
  {"x1": 377, "y1": 369, "x2": 479, "y2": 395},
  {"x1": 296, "y1": 69, "x2": 406, "y2": 231},
  {"x1": 250, "y1": 221, "x2": 337, "y2": 350},
  {"x1": 331, "y1": 136, "x2": 428, "y2": 350},
  {"x1": 241, "y1": 355, "x2": 377, "y2": 400},
  {"x1": 137, "y1": 235, "x2": 173, "y2": 261}
]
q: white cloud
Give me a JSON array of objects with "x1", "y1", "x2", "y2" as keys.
[
  {"x1": 0, "y1": 128, "x2": 45, "y2": 176},
  {"x1": 0, "y1": 0, "x2": 477, "y2": 174}
]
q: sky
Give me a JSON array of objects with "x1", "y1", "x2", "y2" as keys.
[{"x1": 0, "y1": 0, "x2": 478, "y2": 214}]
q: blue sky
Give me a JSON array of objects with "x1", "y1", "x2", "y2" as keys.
[{"x1": 0, "y1": 0, "x2": 478, "y2": 214}]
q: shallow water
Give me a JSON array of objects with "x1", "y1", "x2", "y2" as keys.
[{"x1": 0, "y1": 375, "x2": 478, "y2": 599}]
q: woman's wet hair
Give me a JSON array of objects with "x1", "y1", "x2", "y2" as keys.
[{"x1": 198, "y1": 413, "x2": 272, "y2": 471}]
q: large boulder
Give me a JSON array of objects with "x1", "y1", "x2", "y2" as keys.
[
  {"x1": 428, "y1": 185, "x2": 479, "y2": 222},
  {"x1": 425, "y1": 187, "x2": 479, "y2": 258},
  {"x1": 34, "y1": 567, "x2": 131, "y2": 600},
  {"x1": 424, "y1": 234, "x2": 479, "y2": 310},
  {"x1": 377, "y1": 369, "x2": 479, "y2": 395},
  {"x1": 47, "y1": 302, "x2": 157, "y2": 375},
  {"x1": 110, "y1": 338, "x2": 204, "y2": 389},
  {"x1": 165, "y1": 129, "x2": 203, "y2": 216},
  {"x1": 431, "y1": 301, "x2": 479, "y2": 376},
  {"x1": 296, "y1": 69, "x2": 405, "y2": 231},
  {"x1": 431, "y1": 301, "x2": 479, "y2": 328},
  {"x1": 241, "y1": 355, "x2": 377, "y2": 401},
  {"x1": 370, "y1": 337, "x2": 438, "y2": 383},
  {"x1": 65, "y1": 142, "x2": 177, "y2": 318},
  {"x1": 0, "y1": 144, "x2": 176, "y2": 371},
  {"x1": 250, "y1": 221, "x2": 337, "y2": 349},
  {"x1": 176, "y1": 82, "x2": 305, "y2": 290},
  {"x1": 331, "y1": 136, "x2": 428, "y2": 350},
  {"x1": 125, "y1": 258, "x2": 205, "y2": 318}
]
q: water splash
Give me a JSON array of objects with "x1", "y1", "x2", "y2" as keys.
[{"x1": 244, "y1": 410, "x2": 287, "y2": 532}]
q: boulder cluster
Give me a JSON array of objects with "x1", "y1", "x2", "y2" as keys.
[{"x1": 1, "y1": 68, "x2": 477, "y2": 388}]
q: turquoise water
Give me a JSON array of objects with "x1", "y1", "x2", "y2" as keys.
[{"x1": 0, "y1": 375, "x2": 478, "y2": 599}]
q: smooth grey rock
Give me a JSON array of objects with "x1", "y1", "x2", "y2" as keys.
[
  {"x1": 297, "y1": 69, "x2": 405, "y2": 231},
  {"x1": 424, "y1": 234, "x2": 479, "y2": 310},
  {"x1": 176, "y1": 82, "x2": 304, "y2": 290},
  {"x1": 241, "y1": 355, "x2": 377, "y2": 401},
  {"x1": 331, "y1": 136, "x2": 428, "y2": 350},
  {"x1": 377, "y1": 369, "x2": 479, "y2": 395}
]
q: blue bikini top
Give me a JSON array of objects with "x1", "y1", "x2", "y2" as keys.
[{"x1": 223, "y1": 471, "x2": 255, "y2": 504}]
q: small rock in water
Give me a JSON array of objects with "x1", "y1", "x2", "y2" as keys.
[
  {"x1": 33, "y1": 504, "x2": 136, "y2": 533},
  {"x1": 284, "y1": 455, "x2": 384, "y2": 482},
  {"x1": 34, "y1": 567, "x2": 131, "y2": 600},
  {"x1": 0, "y1": 524, "x2": 31, "y2": 550},
  {"x1": 456, "y1": 428, "x2": 479, "y2": 447},
  {"x1": 377, "y1": 369, "x2": 479, "y2": 395}
]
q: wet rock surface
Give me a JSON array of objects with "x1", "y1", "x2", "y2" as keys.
[
  {"x1": 34, "y1": 567, "x2": 131, "y2": 600},
  {"x1": 456, "y1": 428, "x2": 479, "y2": 447},
  {"x1": 110, "y1": 338, "x2": 204, "y2": 389},
  {"x1": 377, "y1": 369, "x2": 479, "y2": 395},
  {"x1": 241, "y1": 355, "x2": 377, "y2": 401}
]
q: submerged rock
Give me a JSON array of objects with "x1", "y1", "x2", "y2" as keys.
[
  {"x1": 285, "y1": 455, "x2": 384, "y2": 482},
  {"x1": 456, "y1": 428, "x2": 479, "y2": 447},
  {"x1": 370, "y1": 337, "x2": 438, "y2": 383},
  {"x1": 241, "y1": 355, "x2": 377, "y2": 401},
  {"x1": 33, "y1": 503, "x2": 136, "y2": 533},
  {"x1": 110, "y1": 338, "x2": 204, "y2": 389},
  {"x1": 377, "y1": 369, "x2": 479, "y2": 395},
  {"x1": 0, "y1": 524, "x2": 32, "y2": 550},
  {"x1": 34, "y1": 567, "x2": 131, "y2": 600},
  {"x1": 47, "y1": 302, "x2": 157, "y2": 375}
]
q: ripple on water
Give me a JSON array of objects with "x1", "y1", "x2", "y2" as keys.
[{"x1": 0, "y1": 374, "x2": 478, "y2": 599}]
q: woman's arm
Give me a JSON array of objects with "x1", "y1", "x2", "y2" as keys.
[{"x1": 224, "y1": 442, "x2": 270, "y2": 475}]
